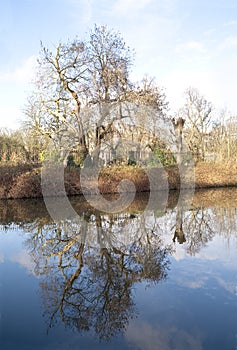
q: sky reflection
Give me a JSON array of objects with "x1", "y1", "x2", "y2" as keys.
[{"x1": 1, "y1": 189, "x2": 237, "y2": 349}]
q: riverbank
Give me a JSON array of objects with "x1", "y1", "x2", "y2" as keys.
[
  {"x1": 1, "y1": 187, "x2": 237, "y2": 225},
  {"x1": 0, "y1": 162, "x2": 236, "y2": 199}
]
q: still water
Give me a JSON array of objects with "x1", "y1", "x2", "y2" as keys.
[{"x1": 1, "y1": 188, "x2": 237, "y2": 350}]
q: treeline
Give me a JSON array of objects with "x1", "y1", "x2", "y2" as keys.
[
  {"x1": 1, "y1": 25, "x2": 237, "y2": 167},
  {"x1": 2, "y1": 95, "x2": 236, "y2": 167},
  {"x1": 0, "y1": 128, "x2": 44, "y2": 165}
]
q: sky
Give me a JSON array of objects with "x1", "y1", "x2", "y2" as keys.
[{"x1": 0, "y1": 0, "x2": 237, "y2": 129}]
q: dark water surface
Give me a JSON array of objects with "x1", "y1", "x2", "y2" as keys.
[{"x1": 1, "y1": 188, "x2": 237, "y2": 350}]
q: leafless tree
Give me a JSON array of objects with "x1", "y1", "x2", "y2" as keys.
[
  {"x1": 180, "y1": 87, "x2": 213, "y2": 162},
  {"x1": 23, "y1": 25, "x2": 169, "y2": 166},
  {"x1": 209, "y1": 110, "x2": 237, "y2": 162}
]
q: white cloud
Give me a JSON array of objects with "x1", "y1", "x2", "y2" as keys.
[
  {"x1": 172, "y1": 244, "x2": 188, "y2": 260},
  {"x1": 215, "y1": 276, "x2": 237, "y2": 296},
  {"x1": 224, "y1": 20, "x2": 237, "y2": 27},
  {"x1": 0, "y1": 55, "x2": 37, "y2": 84},
  {"x1": 161, "y1": 62, "x2": 237, "y2": 115},
  {"x1": 64, "y1": 0, "x2": 93, "y2": 25},
  {"x1": 218, "y1": 36, "x2": 237, "y2": 51},
  {"x1": 0, "y1": 105, "x2": 23, "y2": 129},
  {"x1": 177, "y1": 40, "x2": 206, "y2": 53},
  {"x1": 113, "y1": 0, "x2": 153, "y2": 16},
  {"x1": 125, "y1": 321, "x2": 202, "y2": 350},
  {"x1": 161, "y1": 70, "x2": 218, "y2": 113},
  {"x1": 0, "y1": 55, "x2": 37, "y2": 129},
  {"x1": 9, "y1": 250, "x2": 35, "y2": 275}
]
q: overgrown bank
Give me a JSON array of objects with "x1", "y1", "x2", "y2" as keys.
[{"x1": 0, "y1": 162, "x2": 236, "y2": 199}]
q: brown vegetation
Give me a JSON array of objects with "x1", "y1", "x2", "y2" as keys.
[{"x1": 0, "y1": 162, "x2": 236, "y2": 199}]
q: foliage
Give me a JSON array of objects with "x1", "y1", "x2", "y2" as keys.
[
  {"x1": 147, "y1": 148, "x2": 176, "y2": 167},
  {"x1": 0, "y1": 129, "x2": 28, "y2": 164}
]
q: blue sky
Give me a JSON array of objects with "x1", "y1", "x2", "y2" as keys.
[{"x1": 0, "y1": 0, "x2": 237, "y2": 128}]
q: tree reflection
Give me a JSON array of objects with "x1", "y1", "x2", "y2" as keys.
[
  {"x1": 184, "y1": 208, "x2": 216, "y2": 255},
  {"x1": 173, "y1": 205, "x2": 186, "y2": 244},
  {"x1": 172, "y1": 204, "x2": 216, "y2": 255},
  {"x1": 24, "y1": 210, "x2": 172, "y2": 340},
  {"x1": 3, "y1": 188, "x2": 237, "y2": 339}
]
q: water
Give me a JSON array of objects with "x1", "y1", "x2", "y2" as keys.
[{"x1": 1, "y1": 188, "x2": 237, "y2": 349}]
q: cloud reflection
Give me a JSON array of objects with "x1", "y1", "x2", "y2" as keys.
[{"x1": 125, "y1": 321, "x2": 202, "y2": 350}]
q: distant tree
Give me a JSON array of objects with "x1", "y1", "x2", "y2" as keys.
[
  {"x1": 180, "y1": 87, "x2": 213, "y2": 162},
  {"x1": 0, "y1": 128, "x2": 29, "y2": 164},
  {"x1": 209, "y1": 110, "x2": 237, "y2": 162}
]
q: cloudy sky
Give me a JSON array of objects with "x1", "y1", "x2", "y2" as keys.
[{"x1": 0, "y1": 0, "x2": 237, "y2": 129}]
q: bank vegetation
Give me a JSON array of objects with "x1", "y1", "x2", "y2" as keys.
[{"x1": 0, "y1": 25, "x2": 237, "y2": 199}]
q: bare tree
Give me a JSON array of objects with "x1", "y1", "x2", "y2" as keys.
[
  {"x1": 209, "y1": 110, "x2": 237, "y2": 162},
  {"x1": 23, "y1": 25, "x2": 169, "y2": 166},
  {"x1": 180, "y1": 87, "x2": 213, "y2": 162}
]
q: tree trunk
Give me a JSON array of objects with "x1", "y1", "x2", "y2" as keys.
[{"x1": 172, "y1": 117, "x2": 185, "y2": 166}]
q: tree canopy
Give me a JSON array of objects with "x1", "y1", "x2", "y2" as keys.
[{"x1": 24, "y1": 25, "x2": 169, "y2": 167}]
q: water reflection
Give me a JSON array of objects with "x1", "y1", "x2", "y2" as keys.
[
  {"x1": 23, "y1": 210, "x2": 172, "y2": 340},
  {"x1": 172, "y1": 206, "x2": 216, "y2": 255},
  {"x1": 1, "y1": 188, "x2": 237, "y2": 346}
]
